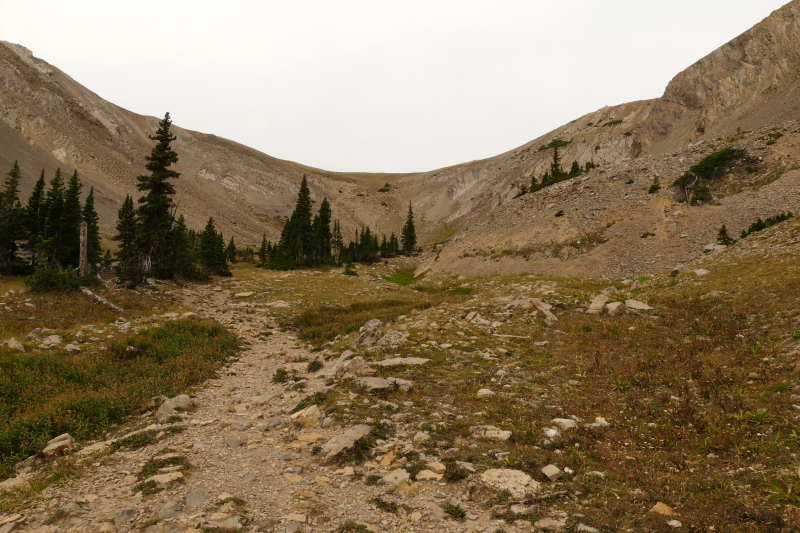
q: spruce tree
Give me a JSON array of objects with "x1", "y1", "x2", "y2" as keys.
[
  {"x1": 135, "y1": 112, "x2": 180, "y2": 279},
  {"x1": 172, "y1": 215, "x2": 200, "y2": 279},
  {"x1": 550, "y1": 146, "x2": 564, "y2": 179},
  {"x1": 311, "y1": 197, "x2": 332, "y2": 264},
  {"x1": 569, "y1": 160, "x2": 581, "y2": 176},
  {"x1": 82, "y1": 186, "x2": 102, "y2": 269},
  {"x1": 113, "y1": 195, "x2": 137, "y2": 279},
  {"x1": 258, "y1": 233, "x2": 268, "y2": 265},
  {"x1": 199, "y1": 217, "x2": 231, "y2": 276},
  {"x1": 60, "y1": 170, "x2": 83, "y2": 267},
  {"x1": 0, "y1": 162, "x2": 24, "y2": 268},
  {"x1": 43, "y1": 168, "x2": 65, "y2": 267},
  {"x1": 717, "y1": 224, "x2": 736, "y2": 246},
  {"x1": 331, "y1": 221, "x2": 343, "y2": 265},
  {"x1": 226, "y1": 236, "x2": 237, "y2": 263},
  {"x1": 401, "y1": 202, "x2": 417, "y2": 255},
  {"x1": 24, "y1": 170, "x2": 47, "y2": 251}
]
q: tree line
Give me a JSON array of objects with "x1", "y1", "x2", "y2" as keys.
[
  {"x1": 0, "y1": 112, "x2": 419, "y2": 285},
  {"x1": 515, "y1": 141, "x2": 597, "y2": 198},
  {"x1": 259, "y1": 176, "x2": 418, "y2": 270}
]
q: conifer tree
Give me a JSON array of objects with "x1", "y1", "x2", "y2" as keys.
[
  {"x1": 113, "y1": 195, "x2": 137, "y2": 279},
  {"x1": 390, "y1": 233, "x2": 400, "y2": 257},
  {"x1": 135, "y1": 112, "x2": 180, "y2": 278},
  {"x1": 331, "y1": 221, "x2": 343, "y2": 265},
  {"x1": 401, "y1": 202, "x2": 417, "y2": 255},
  {"x1": 380, "y1": 234, "x2": 389, "y2": 258},
  {"x1": 171, "y1": 215, "x2": 201, "y2": 279},
  {"x1": 60, "y1": 170, "x2": 83, "y2": 267},
  {"x1": 311, "y1": 197, "x2": 332, "y2": 264},
  {"x1": 550, "y1": 146, "x2": 564, "y2": 179},
  {"x1": 258, "y1": 234, "x2": 268, "y2": 265},
  {"x1": 199, "y1": 217, "x2": 231, "y2": 276},
  {"x1": 226, "y1": 236, "x2": 237, "y2": 263},
  {"x1": 717, "y1": 224, "x2": 736, "y2": 246},
  {"x1": 569, "y1": 160, "x2": 581, "y2": 176},
  {"x1": 0, "y1": 162, "x2": 24, "y2": 268},
  {"x1": 82, "y1": 186, "x2": 102, "y2": 269},
  {"x1": 24, "y1": 170, "x2": 47, "y2": 251},
  {"x1": 43, "y1": 168, "x2": 65, "y2": 267}
]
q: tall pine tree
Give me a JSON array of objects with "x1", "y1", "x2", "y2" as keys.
[
  {"x1": 401, "y1": 202, "x2": 417, "y2": 255},
  {"x1": 24, "y1": 170, "x2": 47, "y2": 258},
  {"x1": 82, "y1": 186, "x2": 102, "y2": 269},
  {"x1": 113, "y1": 195, "x2": 137, "y2": 279},
  {"x1": 43, "y1": 168, "x2": 65, "y2": 267},
  {"x1": 60, "y1": 170, "x2": 83, "y2": 267},
  {"x1": 258, "y1": 234, "x2": 268, "y2": 265},
  {"x1": 0, "y1": 162, "x2": 24, "y2": 268},
  {"x1": 135, "y1": 112, "x2": 180, "y2": 279}
]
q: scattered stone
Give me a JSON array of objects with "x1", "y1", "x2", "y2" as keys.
[
  {"x1": 233, "y1": 292, "x2": 255, "y2": 298},
  {"x1": 319, "y1": 425, "x2": 372, "y2": 462},
  {"x1": 64, "y1": 343, "x2": 81, "y2": 353},
  {"x1": 375, "y1": 331, "x2": 410, "y2": 348},
  {"x1": 587, "y1": 294, "x2": 609, "y2": 314},
  {"x1": 416, "y1": 469, "x2": 443, "y2": 481},
  {"x1": 470, "y1": 425, "x2": 511, "y2": 441},
  {"x1": 577, "y1": 524, "x2": 600, "y2": 533},
  {"x1": 362, "y1": 319, "x2": 383, "y2": 330},
  {"x1": 480, "y1": 469, "x2": 541, "y2": 498},
  {"x1": 426, "y1": 461, "x2": 446, "y2": 474},
  {"x1": 477, "y1": 388, "x2": 496, "y2": 398},
  {"x1": 227, "y1": 437, "x2": 242, "y2": 448},
  {"x1": 551, "y1": 418, "x2": 577, "y2": 431},
  {"x1": 381, "y1": 468, "x2": 410, "y2": 485},
  {"x1": 542, "y1": 464, "x2": 562, "y2": 481},
  {"x1": 650, "y1": 502, "x2": 675, "y2": 516},
  {"x1": 185, "y1": 492, "x2": 206, "y2": 507},
  {"x1": 42, "y1": 433, "x2": 73, "y2": 457},
  {"x1": 534, "y1": 517, "x2": 568, "y2": 531},
  {"x1": 606, "y1": 301, "x2": 624, "y2": 315},
  {"x1": 671, "y1": 264, "x2": 689, "y2": 276},
  {"x1": 625, "y1": 299, "x2": 653, "y2": 311},
  {"x1": 155, "y1": 500, "x2": 183, "y2": 519},
  {"x1": 694, "y1": 269, "x2": 710, "y2": 276},
  {"x1": 5, "y1": 338, "x2": 24, "y2": 352},
  {"x1": 354, "y1": 376, "x2": 413, "y2": 393},
  {"x1": 353, "y1": 327, "x2": 383, "y2": 347},
  {"x1": 668, "y1": 520, "x2": 683, "y2": 528},
  {"x1": 413, "y1": 431, "x2": 430, "y2": 442},
  {"x1": 394, "y1": 480, "x2": 419, "y2": 498},
  {"x1": 149, "y1": 472, "x2": 183, "y2": 484},
  {"x1": 370, "y1": 356, "x2": 429, "y2": 367},
  {"x1": 584, "y1": 416, "x2": 609, "y2": 429},
  {"x1": 156, "y1": 394, "x2": 193, "y2": 421}
]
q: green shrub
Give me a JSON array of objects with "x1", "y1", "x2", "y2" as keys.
[
  {"x1": 0, "y1": 319, "x2": 239, "y2": 479},
  {"x1": 740, "y1": 212, "x2": 793, "y2": 238},
  {"x1": 25, "y1": 269, "x2": 94, "y2": 293},
  {"x1": 648, "y1": 177, "x2": 661, "y2": 194},
  {"x1": 689, "y1": 148, "x2": 746, "y2": 179}
]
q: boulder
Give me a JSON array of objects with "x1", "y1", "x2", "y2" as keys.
[
  {"x1": 156, "y1": 394, "x2": 193, "y2": 421},
  {"x1": 319, "y1": 425, "x2": 372, "y2": 462},
  {"x1": 394, "y1": 480, "x2": 419, "y2": 498},
  {"x1": 370, "y1": 357, "x2": 429, "y2": 367},
  {"x1": 625, "y1": 299, "x2": 653, "y2": 311},
  {"x1": 532, "y1": 298, "x2": 558, "y2": 323},
  {"x1": 551, "y1": 418, "x2": 577, "y2": 431},
  {"x1": 649, "y1": 502, "x2": 675, "y2": 516},
  {"x1": 233, "y1": 292, "x2": 254, "y2": 298},
  {"x1": 381, "y1": 468, "x2": 410, "y2": 485},
  {"x1": 534, "y1": 517, "x2": 568, "y2": 531},
  {"x1": 670, "y1": 264, "x2": 689, "y2": 276},
  {"x1": 376, "y1": 331, "x2": 410, "y2": 348},
  {"x1": 416, "y1": 469, "x2": 443, "y2": 481},
  {"x1": 354, "y1": 376, "x2": 413, "y2": 393},
  {"x1": 42, "y1": 433, "x2": 73, "y2": 457},
  {"x1": 541, "y1": 464, "x2": 562, "y2": 481},
  {"x1": 480, "y1": 468, "x2": 540, "y2": 498},
  {"x1": 477, "y1": 389, "x2": 496, "y2": 399},
  {"x1": 353, "y1": 327, "x2": 383, "y2": 347},
  {"x1": 587, "y1": 295, "x2": 609, "y2": 314},
  {"x1": 469, "y1": 425, "x2": 511, "y2": 441},
  {"x1": 362, "y1": 319, "x2": 383, "y2": 330},
  {"x1": 5, "y1": 338, "x2": 24, "y2": 352},
  {"x1": 605, "y1": 302, "x2": 624, "y2": 315}
]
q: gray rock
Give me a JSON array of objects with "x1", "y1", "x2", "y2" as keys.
[
  {"x1": 469, "y1": 425, "x2": 511, "y2": 441},
  {"x1": 541, "y1": 464, "x2": 562, "y2": 481},
  {"x1": 157, "y1": 500, "x2": 183, "y2": 518},
  {"x1": 534, "y1": 517, "x2": 568, "y2": 531},
  {"x1": 286, "y1": 521, "x2": 303, "y2": 533},
  {"x1": 320, "y1": 424, "x2": 372, "y2": 462},
  {"x1": 156, "y1": 394, "x2": 193, "y2": 421},
  {"x1": 370, "y1": 357, "x2": 429, "y2": 367},
  {"x1": 354, "y1": 327, "x2": 383, "y2": 347},
  {"x1": 577, "y1": 523, "x2": 601, "y2": 533},
  {"x1": 625, "y1": 299, "x2": 653, "y2": 311},
  {"x1": 5, "y1": 338, "x2": 24, "y2": 352},
  {"x1": 510, "y1": 504, "x2": 536, "y2": 515},
  {"x1": 363, "y1": 319, "x2": 383, "y2": 330},
  {"x1": 14, "y1": 455, "x2": 38, "y2": 473},
  {"x1": 671, "y1": 264, "x2": 689, "y2": 276},
  {"x1": 381, "y1": 468, "x2": 410, "y2": 485},
  {"x1": 476, "y1": 389, "x2": 495, "y2": 398},
  {"x1": 376, "y1": 331, "x2": 410, "y2": 348},
  {"x1": 185, "y1": 492, "x2": 206, "y2": 507},
  {"x1": 114, "y1": 508, "x2": 136, "y2": 524},
  {"x1": 42, "y1": 433, "x2": 73, "y2": 457},
  {"x1": 322, "y1": 417, "x2": 332, "y2": 428},
  {"x1": 231, "y1": 421, "x2": 252, "y2": 431},
  {"x1": 227, "y1": 437, "x2": 242, "y2": 448},
  {"x1": 354, "y1": 376, "x2": 413, "y2": 393},
  {"x1": 551, "y1": 418, "x2": 577, "y2": 431},
  {"x1": 587, "y1": 294, "x2": 609, "y2": 314},
  {"x1": 64, "y1": 343, "x2": 81, "y2": 353}
]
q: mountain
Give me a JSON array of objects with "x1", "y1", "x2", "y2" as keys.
[{"x1": 1, "y1": 1, "x2": 800, "y2": 274}]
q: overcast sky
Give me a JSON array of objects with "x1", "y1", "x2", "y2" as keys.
[{"x1": 0, "y1": 1, "x2": 790, "y2": 173}]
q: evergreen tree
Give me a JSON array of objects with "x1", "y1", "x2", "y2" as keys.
[
  {"x1": 258, "y1": 234, "x2": 268, "y2": 265},
  {"x1": 380, "y1": 235, "x2": 389, "y2": 258},
  {"x1": 569, "y1": 160, "x2": 581, "y2": 176},
  {"x1": 390, "y1": 233, "x2": 400, "y2": 257},
  {"x1": 331, "y1": 221, "x2": 343, "y2": 265},
  {"x1": 0, "y1": 162, "x2": 25, "y2": 268},
  {"x1": 113, "y1": 195, "x2": 137, "y2": 279},
  {"x1": 60, "y1": 170, "x2": 83, "y2": 267},
  {"x1": 199, "y1": 217, "x2": 231, "y2": 276},
  {"x1": 401, "y1": 202, "x2": 417, "y2": 255},
  {"x1": 172, "y1": 215, "x2": 201, "y2": 279},
  {"x1": 82, "y1": 186, "x2": 102, "y2": 269},
  {"x1": 550, "y1": 145, "x2": 564, "y2": 179},
  {"x1": 311, "y1": 197, "x2": 332, "y2": 264},
  {"x1": 24, "y1": 170, "x2": 46, "y2": 249},
  {"x1": 226, "y1": 236, "x2": 237, "y2": 263},
  {"x1": 43, "y1": 168, "x2": 65, "y2": 267},
  {"x1": 135, "y1": 112, "x2": 180, "y2": 279},
  {"x1": 717, "y1": 224, "x2": 736, "y2": 246}
]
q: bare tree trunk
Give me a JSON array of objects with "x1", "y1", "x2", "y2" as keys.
[{"x1": 79, "y1": 222, "x2": 88, "y2": 276}]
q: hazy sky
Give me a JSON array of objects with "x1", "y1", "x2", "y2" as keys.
[{"x1": 0, "y1": 1, "x2": 790, "y2": 173}]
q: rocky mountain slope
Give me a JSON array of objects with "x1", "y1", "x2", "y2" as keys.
[{"x1": 1, "y1": 1, "x2": 800, "y2": 273}]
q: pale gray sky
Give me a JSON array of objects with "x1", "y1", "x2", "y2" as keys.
[{"x1": 0, "y1": 1, "x2": 790, "y2": 173}]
